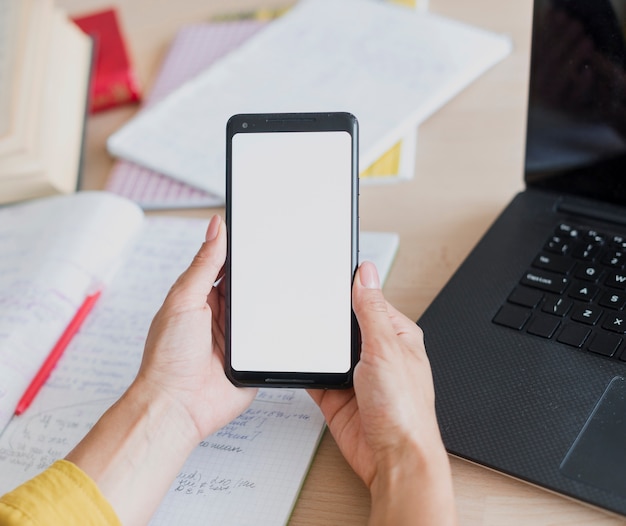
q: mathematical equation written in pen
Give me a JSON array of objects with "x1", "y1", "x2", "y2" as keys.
[
  {"x1": 0, "y1": 217, "x2": 326, "y2": 522},
  {"x1": 0, "y1": 389, "x2": 322, "y2": 489}
]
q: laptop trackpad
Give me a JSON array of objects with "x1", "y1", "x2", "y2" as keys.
[{"x1": 560, "y1": 376, "x2": 626, "y2": 498}]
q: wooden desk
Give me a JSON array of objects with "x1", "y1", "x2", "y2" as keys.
[{"x1": 56, "y1": 0, "x2": 626, "y2": 523}]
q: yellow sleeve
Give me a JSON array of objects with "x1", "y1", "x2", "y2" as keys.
[{"x1": 0, "y1": 459, "x2": 121, "y2": 526}]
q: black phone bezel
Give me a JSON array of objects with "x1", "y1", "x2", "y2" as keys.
[{"x1": 224, "y1": 112, "x2": 360, "y2": 389}]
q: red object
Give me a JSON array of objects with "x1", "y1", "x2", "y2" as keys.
[
  {"x1": 15, "y1": 290, "x2": 103, "y2": 415},
  {"x1": 72, "y1": 8, "x2": 141, "y2": 113}
]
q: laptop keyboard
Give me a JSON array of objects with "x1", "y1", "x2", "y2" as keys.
[{"x1": 493, "y1": 223, "x2": 626, "y2": 360}]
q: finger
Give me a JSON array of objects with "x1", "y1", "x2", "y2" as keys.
[
  {"x1": 170, "y1": 215, "x2": 227, "y2": 307},
  {"x1": 352, "y1": 261, "x2": 397, "y2": 348},
  {"x1": 307, "y1": 389, "x2": 324, "y2": 406}
]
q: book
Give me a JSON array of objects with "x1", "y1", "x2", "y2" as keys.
[
  {"x1": 0, "y1": 0, "x2": 48, "y2": 157},
  {"x1": 72, "y1": 8, "x2": 141, "y2": 113},
  {"x1": 104, "y1": 19, "x2": 417, "y2": 210},
  {"x1": 107, "y1": 0, "x2": 511, "y2": 203},
  {"x1": 0, "y1": 190, "x2": 399, "y2": 524},
  {"x1": 0, "y1": 0, "x2": 92, "y2": 205}
]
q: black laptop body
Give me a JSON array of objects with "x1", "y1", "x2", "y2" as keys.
[{"x1": 419, "y1": 0, "x2": 626, "y2": 516}]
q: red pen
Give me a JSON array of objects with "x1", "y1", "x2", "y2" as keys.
[{"x1": 14, "y1": 290, "x2": 102, "y2": 416}]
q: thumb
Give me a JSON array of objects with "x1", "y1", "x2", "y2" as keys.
[
  {"x1": 169, "y1": 215, "x2": 226, "y2": 307},
  {"x1": 352, "y1": 261, "x2": 395, "y2": 346}
]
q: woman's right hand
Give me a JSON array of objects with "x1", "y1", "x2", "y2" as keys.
[{"x1": 308, "y1": 261, "x2": 457, "y2": 526}]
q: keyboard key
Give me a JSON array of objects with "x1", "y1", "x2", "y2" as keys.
[
  {"x1": 557, "y1": 324, "x2": 591, "y2": 348},
  {"x1": 571, "y1": 305, "x2": 603, "y2": 325},
  {"x1": 556, "y1": 224, "x2": 578, "y2": 237},
  {"x1": 493, "y1": 305, "x2": 531, "y2": 330},
  {"x1": 610, "y1": 236, "x2": 626, "y2": 250},
  {"x1": 601, "y1": 250, "x2": 624, "y2": 268},
  {"x1": 508, "y1": 286, "x2": 543, "y2": 308},
  {"x1": 588, "y1": 333, "x2": 622, "y2": 357},
  {"x1": 568, "y1": 281, "x2": 598, "y2": 301},
  {"x1": 521, "y1": 270, "x2": 569, "y2": 294},
  {"x1": 527, "y1": 314, "x2": 560, "y2": 338},
  {"x1": 542, "y1": 296, "x2": 572, "y2": 317},
  {"x1": 602, "y1": 315, "x2": 626, "y2": 334},
  {"x1": 574, "y1": 264, "x2": 602, "y2": 282},
  {"x1": 599, "y1": 290, "x2": 626, "y2": 310},
  {"x1": 544, "y1": 236, "x2": 572, "y2": 255},
  {"x1": 572, "y1": 243, "x2": 600, "y2": 261},
  {"x1": 606, "y1": 271, "x2": 626, "y2": 290},
  {"x1": 532, "y1": 253, "x2": 575, "y2": 274},
  {"x1": 583, "y1": 229, "x2": 606, "y2": 244}
]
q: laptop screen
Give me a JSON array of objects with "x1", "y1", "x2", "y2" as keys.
[{"x1": 525, "y1": 0, "x2": 626, "y2": 205}]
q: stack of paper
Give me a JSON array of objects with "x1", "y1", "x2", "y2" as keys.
[
  {"x1": 104, "y1": 12, "x2": 418, "y2": 209},
  {"x1": 105, "y1": 21, "x2": 268, "y2": 209},
  {"x1": 106, "y1": 0, "x2": 511, "y2": 207}
]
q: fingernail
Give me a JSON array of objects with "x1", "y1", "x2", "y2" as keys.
[
  {"x1": 206, "y1": 215, "x2": 222, "y2": 241},
  {"x1": 359, "y1": 261, "x2": 380, "y2": 289}
]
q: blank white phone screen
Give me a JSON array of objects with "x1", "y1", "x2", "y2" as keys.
[{"x1": 230, "y1": 130, "x2": 353, "y2": 373}]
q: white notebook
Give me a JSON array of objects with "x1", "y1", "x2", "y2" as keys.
[
  {"x1": 0, "y1": 191, "x2": 398, "y2": 526},
  {"x1": 107, "y1": 0, "x2": 511, "y2": 201}
]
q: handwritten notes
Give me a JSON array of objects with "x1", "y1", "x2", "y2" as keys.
[
  {"x1": 0, "y1": 216, "x2": 326, "y2": 525},
  {"x1": 0, "y1": 192, "x2": 143, "y2": 434},
  {"x1": 0, "y1": 205, "x2": 399, "y2": 524},
  {"x1": 154, "y1": 391, "x2": 325, "y2": 525}
]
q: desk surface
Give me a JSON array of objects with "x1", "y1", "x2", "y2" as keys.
[{"x1": 57, "y1": 0, "x2": 626, "y2": 523}]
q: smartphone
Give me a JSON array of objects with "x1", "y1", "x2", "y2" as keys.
[{"x1": 225, "y1": 112, "x2": 359, "y2": 388}]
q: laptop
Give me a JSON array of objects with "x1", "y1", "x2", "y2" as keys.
[{"x1": 418, "y1": 0, "x2": 626, "y2": 517}]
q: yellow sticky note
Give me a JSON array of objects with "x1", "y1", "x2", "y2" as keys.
[{"x1": 360, "y1": 141, "x2": 402, "y2": 178}]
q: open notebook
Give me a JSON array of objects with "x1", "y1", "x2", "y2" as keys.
[{"x1": 0, "y1": 191, "x2": 398, "y2": 525}]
